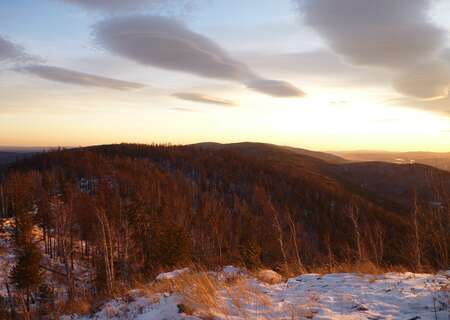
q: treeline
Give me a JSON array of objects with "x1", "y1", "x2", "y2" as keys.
[{"x1": 0, "y1": 143, "x2": 448, "y2": 315}]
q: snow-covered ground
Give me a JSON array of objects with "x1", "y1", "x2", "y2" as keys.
[{"x1": 63, "y1": 268, "x2": 450, "y2": 320}]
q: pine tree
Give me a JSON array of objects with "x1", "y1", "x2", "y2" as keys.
[
  {"x1": 10, "y1": 243, "x2": 43, "y2": 311},
  {"x1": 10, "y1": 212, "x2": 43, "y2": 313}
]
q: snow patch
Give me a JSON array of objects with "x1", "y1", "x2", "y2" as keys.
[
  {"x1": 62, "y1": 270, "x2": 450, "y2": 319},
  {"x1": 156, "y1": 268, "x2": 190, "y2": 281}
]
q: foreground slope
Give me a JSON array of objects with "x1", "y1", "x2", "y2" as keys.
[{"x1": 64, "y1": 268, "x2": 450, "y2": 320}]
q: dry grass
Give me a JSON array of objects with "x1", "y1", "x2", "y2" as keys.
[
  {"x1": 310, "y1": 261, "x2": 410, "y2": 275},
  {"x1": 134, "y1": 270, "x2": 222, "y2": 318},
  {"x1": 140, "y1": 268, "x2": 275, "y2": 319},
  {"x1": 223, "y1": 277, "x2": 273, "y2": 318},
  {"x1": 171, "y1": 271, "x2": 221, "y2": 315}
]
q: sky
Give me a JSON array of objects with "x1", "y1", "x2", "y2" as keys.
[{"x1": 0, "y1": 0, "x2": 449, "y2": 151}]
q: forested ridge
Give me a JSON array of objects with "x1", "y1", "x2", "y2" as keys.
[{"x1": 0, "y1": 143, "x2": 448, "y2": 316}]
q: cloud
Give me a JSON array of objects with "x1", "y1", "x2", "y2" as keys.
[
  {"x1": 94, "y1": 16, "x2": 254, "y2": 80},
  {"x1": 173, "y1": 92, "x2": 236, "y2": 106},
  {"x1": 0, "y1": 35, "x2": 31, "y2": 63},
  {"x1": 19, "y1": 65, "x2": 146, "y2": 90},
  {"x1": 60, "y1": 0, "x2": 199, "y2": 13},
  {"x1": 94, "y1": 15, "x2": 304, "y2": 97},
  {"x1": 298, "y1": 0, "x2": 450, "y2": 103},
  {"x1": 301, "y1": 0, "x2": 444, "y2": 68},
  {"x1": 1, "y1": 35, "x2": 145, "y2": 91},
  {"x1": 246, "y1": 79, "x2": 305, "y2": 97}
]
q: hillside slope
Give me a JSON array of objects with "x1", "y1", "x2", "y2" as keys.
[
  {"x1": 4, "y1": 143, "x2": 448, "y2": 270},
  {"x1": 192, "y1": 142, "x2": 450, "y2": 214}
]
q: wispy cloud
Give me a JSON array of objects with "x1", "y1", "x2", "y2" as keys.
[
  {"x1": 1, "y1": 34, "x2": 144, "y2": 91},
  {"x1": 19, "y1": 65, "x2": 146, "y2": 90},
  {"x1": 173, "y1": 92, "x2": 236, "y2": 106},
  {"x1": 94, "y1": 15, "x2": 305, "y2": 98}
]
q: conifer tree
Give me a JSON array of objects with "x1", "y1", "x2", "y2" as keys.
[{"x1": 10, "y1": 211, "x2": 43, "y2": 313}]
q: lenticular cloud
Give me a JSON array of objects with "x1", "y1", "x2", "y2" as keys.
[{"x1": 94, "y1": 15, "x2": 305, "y2": 98}]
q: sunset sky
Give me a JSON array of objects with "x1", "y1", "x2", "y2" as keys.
[{"x1": 1, "y1": 0, "x2": 449, "y2": 151}]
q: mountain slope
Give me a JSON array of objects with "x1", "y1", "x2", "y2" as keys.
[
  {"x1": 2, "y1": 142, "x2": 448, "y2": 275},
  {"x1": 332, "y1": 161, "x2": 450, "y2": 213},
  {"x1": 192, "y1": 142, "x2": 450, "y2": 214}
]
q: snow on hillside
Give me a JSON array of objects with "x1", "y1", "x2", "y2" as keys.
[
  {"x1": 1, "y1": 219, "x2": 448, "y2": 319},
  {"x1": 0, "y1": 219, "x2": 15, "y2": 297},
  {"x1": 63, "y1": 268, "x2": 449, "y2": 320},
  {"x1": 0, "y1": 218, "x2": 92, "y2": 302}
]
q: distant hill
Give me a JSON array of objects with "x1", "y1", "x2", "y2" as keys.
[
  {"x1": 192, "y1": 142, "x2": 348, "y2": 165},
  {"x1": 335, "y1": 151, "x2": 450, "y2": 172},
  {"x1": 0, "y1": 147, "x2": 62, "y2": 167},
  {"x1": 0, "y1": 151, "x2": 30, "y2": 166}
]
